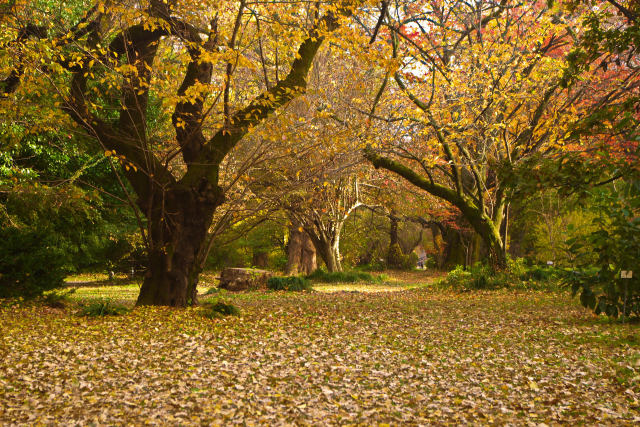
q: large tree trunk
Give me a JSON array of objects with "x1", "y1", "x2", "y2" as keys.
[
  {"x1": 303, "y1": 220, "x2": 344, "y2": 273},
  {"x1": 300, "y1": 232, "x2": 317, "y2": 274},
  {"x1": 478, "y1": 219, "x2": 506, "y2": 270},
  {"x1": 389, "y1": 210, "x2": 399, "y2": 247},
  {"x1": 286, "y1": 225, "x2": 303, "y2": 274},
  {"x1": 386, "y1": 211, "x2": 401, "y2": 268},
  {"x1": 286, "y1": 224, "x2": 317, "y2": 275},
  {"x1": 136, "y1": 183, "x2": 223, "y2": 307}
]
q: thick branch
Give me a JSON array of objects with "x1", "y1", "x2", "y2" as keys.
[
  {"x1": 364, "y1": 146, "x2": 503, "y2": 249},
  {"x1": 182, "y1": 8, "x2": 347, "y2": 186}
]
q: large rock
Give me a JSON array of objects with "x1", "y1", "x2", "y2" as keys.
[{"x1": 218, "y1": 268, "x2": 273, "y2": 292}]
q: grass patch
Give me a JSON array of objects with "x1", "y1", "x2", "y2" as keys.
[
  {"x1": 267, "y1": 276, "x2": 313, "y2": 291},
  {"x1": 437, "y1": 260, "x2": 564, "y2": 291},
  {"x1": 40, "y1": 289, "x2": 76, "y2": 308},
  {"x1": 202, "y1": 300, "x2": 241, "y2": 318},
  {"x1": 78, "y1": 299, "x2": 130, "y2": 317},
  {"x1": 203, "y1": 287, "x2": 221, "y2": 295},
  {"x1": 71, "y1": 284, "x2": 142, "y2": 303},
  {"x1": 306, "y1": 269, "x2": 387, "y2": 284}
]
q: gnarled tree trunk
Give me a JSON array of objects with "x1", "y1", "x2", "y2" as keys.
[
  {"x1": 136, "y1": 183, "x2": 223, "y2": 306},
  {"x1": 286, "y1": 223, "x2": 317, "y2": 275},
  {"x1": 304, "y1": 219, "x2": 345, "y2": 273},
  {"x1": 365, "y1": 148, "x2": 507, "y2": 270}
]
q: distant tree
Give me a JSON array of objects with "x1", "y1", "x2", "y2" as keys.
[{"x1": 363, "y1": 0, "x2": 626, "y2": 269}]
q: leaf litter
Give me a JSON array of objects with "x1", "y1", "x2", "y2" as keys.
[{"x1": 1, "y1": 288, "x2": 639, "y2": 424}]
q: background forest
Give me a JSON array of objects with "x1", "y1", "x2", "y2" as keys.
[{"x1": 0, "y1": 0, "x2": 638, "y2": 315}]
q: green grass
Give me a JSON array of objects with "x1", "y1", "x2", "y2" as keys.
[
  {"x1": 306, "y1": 269, "x2": 388, "y2": 284},
  {"x1": 70, "y1": 284, "x2": 142, "y2": 305},
  {"x1": 77, "y1": 299, "x2": 130, "y2": 316},
  {"x1": 40, "y1": 289, "x2": 76, "y2": 308},
  {"x1": 267, "y1": 276, "x2": 313, "y2": 291}
]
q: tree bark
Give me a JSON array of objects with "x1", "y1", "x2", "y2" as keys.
[
  {"x1": 286, "y1": 225, "x2": 303, "y2": 274},
  {"x1": 300, "y1": 231, "x2": 317, "y2": 274},
  {"x1": 389, "y1": 210, "x2": 399, "y2": 247},
  {"x1": 286, "y1": 224, "x2": 317, "y2": 275},
  {"x1": 317, "y1": 238, "x2": 342, "y2": 272},
  {"x1": 136, "y1": 182, "x2": 223, "y2": 306}
]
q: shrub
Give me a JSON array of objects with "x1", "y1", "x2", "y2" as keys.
[
  {"x1": 403, "y1": 252, "x2": 420, "y2": 270},
  {"x1": 202, "y1": 300, "x2": 241, "y2": 318},
  {"x1": 387, "y1": 244, "x2": 419, "y2": 270},
  {"x1": 0, "y1": 183, "x2": 142, "y2": 298},
  {"x1": 438, "y1": 264, "x2": 507, "y2": 290},
  {"x1": 306, "y1": 269, "x2": 385, "y2": 284},
  {"x1": 358, "y1": 259, "x2": 386, "y2": 272},
  {"x1": 0, "y1": 227, "x2": 69, "y2": 299},
  {"x1": 267, "y1": 276, "x2": 313, "y2": 291},
  {"x1": 387, "y1": 243, "x2": 405, "y2": 269},
  {"x1": 564, "y1": 181, "x2": 640, "y2": 319},
  {"x1": 78, "y1": 299, "x2": 129, "y2": 316},
  {"x1": 438, "y1": 259, "x2": 562, "y2": 291}
]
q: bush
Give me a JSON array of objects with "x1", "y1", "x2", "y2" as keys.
[
  {"x1": 387, "y1": 244, "x2": 419, "y2": 270},
  {"x1": 438, "y1": 264, "x2": 504, "y2": 290},
  {"x1": 202, "y1": 300, "x2": 241, "y2": 318},
  {"x1": 359, "y1": 259, "x2": 386, "y2": 272},
  {"x1": 306, "y1": 269, "x2": 386, "y2": 284},
  {"x1": 438, "y1": 259, "x2": 562, "y2": 291},
  {"x1": 564, "y1": 180, "x2": 640, "y2": 319},
  {"x1": 78, "y1": 299, "x2": 129, "y2": 316},
  {"x1": 403, "y1": 252, "x2": 420, "y2": 270},
  {"x1": 267, "y1": 276, "x2": 313, "y2": 291},
  {"x1": 0, "y1": 227, "x2": 69, "y2": 299}
]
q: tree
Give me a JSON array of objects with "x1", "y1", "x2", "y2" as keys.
[
  {"x1": 285, "y1": 221, "x2": 317, "y2": 275},
  {"x1": 256, "y1": 145, "x2": 366, "y2": 272},
  {"x1": 247, "y1": 44, "x2": 386, "y2": 272},
  {"x1": 1, "y1": 0, "x2": 359, "y2": 305},
  {"x1": 362, "y1": 0, "x2": 615, "y2": 268}
]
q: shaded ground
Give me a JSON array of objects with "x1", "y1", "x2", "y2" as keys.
[{"x1": 1, "y1": 279, "x2": 639, "y2": 424}]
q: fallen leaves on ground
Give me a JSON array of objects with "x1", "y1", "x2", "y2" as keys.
[{"x1": 1, "y1": 288, "x2": 639, "y2": 424}]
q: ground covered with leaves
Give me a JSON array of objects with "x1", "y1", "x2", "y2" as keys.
[{"x1": 1, "y1": 276, "x2": 639, "y2": 424}]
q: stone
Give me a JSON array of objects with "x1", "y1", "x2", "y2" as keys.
[{"x1": 217, "y1": 268, "x2": 274, "y2": 292}]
